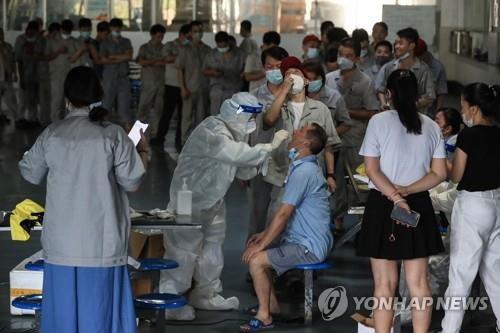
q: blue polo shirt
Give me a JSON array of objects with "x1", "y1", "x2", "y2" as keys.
[{"x1": 281, "y1": 155, "x2": 333, "y2": 260}]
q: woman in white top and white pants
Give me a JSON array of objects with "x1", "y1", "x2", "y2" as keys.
[{"x1": 357, "y1": 69, "x2": 447, "y2": 333}]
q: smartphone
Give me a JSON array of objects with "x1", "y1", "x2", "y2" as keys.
[{"x1": 390, "y1": 205, "x2": 420, "y2": 228}]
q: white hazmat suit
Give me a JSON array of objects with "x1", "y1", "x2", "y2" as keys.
[{"x1": 160, "y1": 92, "x2": 289, "y2": 320}]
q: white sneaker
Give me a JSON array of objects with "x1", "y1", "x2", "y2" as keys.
[
  {"x1": 164, "y1": 305, "x2": 196, "y2": 321},
  {"x1": 189, "y1": 294, "x2": 239, "y2": 311}
]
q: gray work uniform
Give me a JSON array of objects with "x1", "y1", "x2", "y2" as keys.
[
  {"x1": 319, "y1": 85, "x2": 352, "y2": 136},
  {"x1": 240, "y1": 36, "x2": 259, "y2": 57},
  {"x1": 34, "y1": 36, "x2": 50, "y2": 124},
  {"x1": 0, "y1": 41, "x2": 18, "y2": 120},
  {"x1": 245, "y1": 52, "x2": 266, "y2": 92},
  {"x1": 375, "y1": 58, "x2": 436, "y2": 116},
  {"x1": 176, "y1": 42, "x2": 211, "y2": 143},
  {"x1": 74, "y1": 36, "x2": 94, "y2": 67},
  {"x1": 263, "y1": 97, "x2": 342, "y2": 225},
  {"x1": 203, "y1": 47, "x2": 245, "y2": 116},
  {"x1": 100, "y1": 36, "x2": 133, "y2": 124},
  {"x1": 45, "y1": 36, "x2": 78, "y2": 122},
  {"x1": 14, "y1": 34, "x2": 39, "y2": 121},
  {"x1": 247, "y1": 83, "x2": 277, "y2": 238},
  {"x1": 360, "y1": 63, "x2": 381, "y2": 82},
  {"x1": 19, "y1": 108, "x2": 145, "y2": 267},
  {"x1": 136, "y1": 41, "x2": 165, "y2": 137},
  {"x1": 325, "y1": 68, "x2": 379, "y2": 220},
  {"x1": 427, "y1": 55, "x2": 448, "y2": 115}
]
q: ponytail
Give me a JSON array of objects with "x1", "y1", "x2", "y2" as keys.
[
  {"x1": 387, "y1": 69, "x2": 422, "y2": 134},
  {"x1": 462, "y1": 83, "x2": 500, "y2": 122}
]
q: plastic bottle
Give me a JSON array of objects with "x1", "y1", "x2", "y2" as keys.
[{"x1": 176, "y1": 178, "x2": 192, "y2": 216}]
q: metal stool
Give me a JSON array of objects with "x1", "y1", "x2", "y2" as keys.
[
  {"x1": 12, "y1": 294, "x2": 42, "y2": 332},
  {"x1": 134, "y1": 293, "x2": 187, "y2": 333},
  {"x1": 25, "y1": 259, "x2": 44, "y2": 271},
  {"x1": 294, "y1": 262, "x2": 332, "y2": 324}
]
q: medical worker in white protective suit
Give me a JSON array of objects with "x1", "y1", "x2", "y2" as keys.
[{"x1": 160, "y1": 92, "x2": 289, "y2": 320}]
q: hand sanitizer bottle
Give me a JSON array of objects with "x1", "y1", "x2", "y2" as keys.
[{"x1": 176, "y1": 178, "x2": 192, "y2": 216}]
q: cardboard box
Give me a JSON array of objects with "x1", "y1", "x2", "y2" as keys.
[
  {"x1": 351, "y1": 313, "x2": 394, "y2": 333},
  {"x1": 10, "y1": 256, "x2": 43, "y2": 315},
  {"x1": 128, "y1": 231, "x2": 165, "y2": 297}
]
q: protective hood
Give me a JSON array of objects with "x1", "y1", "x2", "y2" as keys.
[{"x1": 217, "y1": 92, "x2": 263, "y2": 139}]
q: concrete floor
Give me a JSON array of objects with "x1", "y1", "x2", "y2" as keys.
[{"x1": 0, "y1": 111, "x2": 496, "y2": 332}]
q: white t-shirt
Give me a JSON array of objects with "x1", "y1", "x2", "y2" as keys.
[
  {"x1": 359, "y1": 110, "x2": 446, "y2": 190},
  {"x1": 289, "y1": 101, "x2": 305, "y2": 129}
]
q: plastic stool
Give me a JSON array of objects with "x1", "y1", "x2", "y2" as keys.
[
  {"x1": 294, "y1": 262, "x2": 332, "y2": 324},
  {"x1": 25, "y1": 259, "x2": 44, "y2": 271},
  {"x1": 137, "y1": 258, "x2": 178, "y2": 271},
  {"x1": 12, "y1": 294, "x2": 42, "y2": 332},
  {"x1": 135, "y1": 293, "x2": 187, "y2": 333}
]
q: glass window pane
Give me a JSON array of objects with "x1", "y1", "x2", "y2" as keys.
[
  {"x1": 47, "y1": 0, "x2": 86, "y2": 27},
  {"x1": 6, "y1": 0, "x2": 43, "y2": 30},
  {"x1": 159, "y1": 0, "x2": 194, "y2": 32},
  {"x1": 112, "y1": 0, "x2": 144, "y2": 31}
]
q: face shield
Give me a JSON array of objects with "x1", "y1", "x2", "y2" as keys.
[{"x1": 219, "y1": 92, "x2": 263, "y2": 137}]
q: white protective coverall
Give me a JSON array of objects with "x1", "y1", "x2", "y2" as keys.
[{"x1": 160, "y1": 92, "x2": 288, "y2": 320}]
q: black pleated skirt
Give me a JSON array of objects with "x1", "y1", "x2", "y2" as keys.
[{"x1": 356, "y1": 190, "x2": 444, "y2": 260}]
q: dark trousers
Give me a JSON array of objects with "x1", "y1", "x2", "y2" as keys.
[{"x1": 156, "y1": 85, "x2": 182, "y2": 150}]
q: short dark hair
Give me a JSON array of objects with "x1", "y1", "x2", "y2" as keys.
[
  {"x1": 375, "y1": 40, "x2": 393, "y2": 53},
  {"x1": 260, "y1": 46, "x2": 289, "y2": 66},
  {"x1": 150, "y1": 24, "x2": 166, "y2": 35},
  {"x1": 78, "y1": 17, "x2": 91, "y2": 28},
  {"x1": 179, "y1": 23, "x2": 191, "y2": 35},
  {"x1": 241, "y1": 20, "x2": 252, "y2": 32},
  {"x1": 339, "y1": 37, "x2": 361, "y2": 57},
  {"x1": 48, "y1": 22, "x2": 61, "y2": 33},
  {"x1": 462, "y1": 83, "x2": 500, "y2": 122},
  {"x1": 374, "y1": 21, "x2": 388, "y2": 33},
  {"x1": 306, "y1": 123, "x2": 327, "y2": 155},
  {"x1": 397, "y1": 27, "x2": 419, "y2": 45},
  {"x1": 97, "y1": 21, "x2": 110, "y2": 32},
  {"x1": 352, "y1": 28, "x2": 369, "y2": 43},
  {"x1": 61, "y1": 19, "x2": 74, "y2": 33},
  {"x1": 64, "y1": 66, "x2": 108, "y2": 122},
  {"x1": 190, "y1": 20, "x2": 203, "y2": 28},
  {"x1": 215, "y1": 31, "x2": 229, "y2": 43},
  {"x1": 109, "y1": 18, "x2": 124, "y2": 27},
  {"x1": 26, "y1": 20, "x2": 39, "y2": 32},
  {"x1": 326, "y1": 27, "x2": 349, "y2": 44},
  {"x1": 320, "y1": 21, "x2": 334, "y2": 35},
  {"x1": 263, "y1": 31, "x2": 280, "y2": 46},
  {"x1": 325, "y1": 47, "x2": 338, "y2": 62},
  {"x1": 228, "y1": 35, "x2": 237, "y2": 45},
  {"x1": 436, "y1": 107, "x2": 462, "y2": 135},
  {"x1": 303, "y1": 61, "x2": 325, "y2": 89}
]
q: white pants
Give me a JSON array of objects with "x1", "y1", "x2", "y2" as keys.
[
  {"x1": 441, "y1": 189, "x2": 500, "y2": 332},
  {"x1": 160, "y1": 202, "x2": 226, "y2": 298}
]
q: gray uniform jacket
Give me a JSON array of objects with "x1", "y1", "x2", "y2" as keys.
[
  {"x1": 19, "y1": 108, "x2": 145, "y2": 267},
  {"x1": 137, "y1": 40, "x2": 165, "y2": 85},
  {"x1": 175, "y1": 42, "x2": 211, "y2": 93},
  {"x1": 263, "y1": 97, "x2": 342, "y2": 187},
  {"x1": 100, "y1": 36, "x2": 133, "y2": 79},
  {"x1": 203, "y1": 47, "x2": 245, "y2": 91}
]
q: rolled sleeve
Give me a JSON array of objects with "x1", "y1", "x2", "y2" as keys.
[
  {"x1": 19, "y1": 130, "x2": 49, "y2": 185},
  {"x1": 282, "y1": 168, "x2": 309, "y2": 206},
  {"x1": 375, "y1": 64, "x2": 389, "y2": 93},
  {"x1": 433, "y1": 135, "x2": 446, "y2": 159},
  {"x1": 334, "y1": 95, "x2": 352, "y2": 126},
  {"x1": 113, "y1": 130, "x2": 146, "y2": 191}
]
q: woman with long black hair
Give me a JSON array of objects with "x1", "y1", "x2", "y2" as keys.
[
  {"x1": 441, "y1": 83, "x2": 500, "y2": 333},
  {"x1": 19, "y1": 66, "x2": 148, "y2": 333},
  {"x1": 357, "y1": 69, "x2": 446, "y2": 332}
]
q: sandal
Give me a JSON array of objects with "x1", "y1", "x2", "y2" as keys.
[
  {"x1": 239, "y1": 317, "x2": 275, "y2": 332},
  {"x1": 242, "y1": 305, "x2": 281, "y2": 319}
]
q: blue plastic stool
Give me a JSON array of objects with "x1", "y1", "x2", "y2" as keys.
[
  {"x1": 138, "y1": 258, "x2": 178, "y2": 271},
  {"x1": 294, "y1": 262, "x2": 332, "y2": 324},
  {"x1": 25, "y1": 259, "x2": 44, "y2": 271},
  {"x1": 135, "y1": 293, "x2": 187, "y2": 333},
  {"x1": 12, "y1": 294, "x2": 42, "y2": 332}
]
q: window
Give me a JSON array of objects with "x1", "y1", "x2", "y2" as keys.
[{"x1": 6, "y1": 0, "x2": 43, "y2": 30}]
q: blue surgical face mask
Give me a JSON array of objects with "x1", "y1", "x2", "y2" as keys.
[
  {"x1": 360, "y1": 48, "x2": 368, "y2": 58},
  {"x1": 80, "y1": 31, "x2": 91, "y2": 39},
  {"x1": 307, "y1": 79, "x2": 323, "y2": 93},
  {"x1": 306, "y1": 47, "x2": 319, "y2": 59},
  {"x1": 111, "y1": 31, "x2": 121, "y2": 38},
  {"x1": 181, "y1": 38, "x2": 191, "y2": 46},
  {"x1": 217, "y1": 46, "x2": 229, "y2": 53},
  {"x1": 337, "y1": 56, "x2": 354, "y2": 71},
  {"x1": 288, "y1": 147, "x2": 299, "y2": 161},
  {"x1": 266, "y1": 69, "x2": 283, "y2": 85}
]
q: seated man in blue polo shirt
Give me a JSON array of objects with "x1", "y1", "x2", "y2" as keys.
[{"x1": 240, "y1": 123, "x2": 333, "y2": 332}]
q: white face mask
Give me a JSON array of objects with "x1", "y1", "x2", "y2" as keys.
[
  {"x1": 246, "y1": 118, "x2": 257, "y2": 134},
  {"x1": 290, "y1": 74, "x2": 305, "y2": 95},
  {"x1": 61, "y1": 33, "x2": 70, "y2": 40},
  {"x1": 462, "y1": 113, "x2": 474, "y2": 127},
  {"x1": 398, "y1": 52, "x2": 410, "y2": 61},
  {"x1": 217, "y1": 46, "x2": 229, "y2": 53}
]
